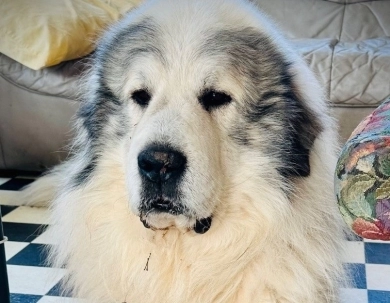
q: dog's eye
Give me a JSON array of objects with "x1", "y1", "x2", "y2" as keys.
[
  {"x1": 199, "y1": 90, "x2": 232, "y2": 111},
  {"x1": 132, "y1": 89, "x2": 151, "y2": 107}
]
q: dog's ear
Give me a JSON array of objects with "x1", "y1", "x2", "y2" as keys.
[
  {"x1": 278, "y1": 88, "x2": 323, "y2": 178},
  {"x1": 212, "y1": 28, "x2": 323, "y2": 178}
]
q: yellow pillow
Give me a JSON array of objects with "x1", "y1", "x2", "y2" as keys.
[{"x1": 0, "y1": 0, "x2": 142, "y2": 70}]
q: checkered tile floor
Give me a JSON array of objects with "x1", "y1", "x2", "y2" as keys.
[
  {"x1": 1, "y1": 176, "x2": 390, "y2": 302},
  {"x1": 0, "y1": 176, "x2": 77, "y2": 303}
]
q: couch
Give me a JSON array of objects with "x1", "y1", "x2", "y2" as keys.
[{"x1": 1, "y1": 0, "x2": 389, "y2": 171}]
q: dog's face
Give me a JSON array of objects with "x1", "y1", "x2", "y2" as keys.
[{"x1": 77, "y1": 0, "x2": 322, "y2": 233}]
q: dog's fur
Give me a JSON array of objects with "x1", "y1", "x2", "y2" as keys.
[{"x1": 24, "y1": 0, "x2": 347, "y2": 302}]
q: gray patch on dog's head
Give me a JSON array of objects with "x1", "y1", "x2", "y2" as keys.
[
  {"x1": 96, "y1": 19, "x2": 165, "y2": 83},
  {"x1": 72, "y1": 19, "x2": 164, "y2": 186},
  {"x1": 203, "y1": 28, "x2": 323, "y2": 179},
  {"x1": 78, "y1": 18, "x2": 163, "y2": 141}
]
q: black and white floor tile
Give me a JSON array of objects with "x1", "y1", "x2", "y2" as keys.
[
  {"x1": 1, "y1": 176, "x2": 390, "y2": 302},
  {"x1": 0, "y1": 176, "x2": 77, "y2": 303}
]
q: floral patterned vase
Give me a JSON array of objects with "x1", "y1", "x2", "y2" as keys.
[{"x1": 335, "y1": 98, "x2": 390, "y2": 241}]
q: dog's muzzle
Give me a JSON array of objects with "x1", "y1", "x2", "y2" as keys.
[
  {"x1": 138, "y1": 144, "x2": 186, "y2": 213},
  {"x1": 137, "y1": 144, "x2": 213, "y2": 234}
]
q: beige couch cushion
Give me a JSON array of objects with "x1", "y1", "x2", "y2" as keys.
[
  {"x1": 331, "y1": 38, "x2": 390, "y2": 107},
  {"x1": 257, "y1": 0, "x2": 344, "y2": 40},
  {"x1": 326, "y1": 0, "x2": 382, "y2": 3},
  {"x1": 256, "y1": 0, "x2": 390, "y2": 108},
  {"x1": 341, "y1": 1, "x2": 390, "y2": 42},
  {"x1": 291, "y1": 39, "x2": 337, "y2": 98}
]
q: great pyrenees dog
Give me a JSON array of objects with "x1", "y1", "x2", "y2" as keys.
[{"x1": 25, "y1": 0, "x2": 346, "y2": 302}]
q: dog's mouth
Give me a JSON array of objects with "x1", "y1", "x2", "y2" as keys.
[
  {"x1": 140, "y1": 197, "x2": 184, "y2": 216},
  {"x1": 139, "y1": 197, "x2": 212, "y2": 234},
  {"x1": 140, "y1": 216, "x2": 212, "y2": 234},
  {"x1": 151, "y1": 197, "x2": 180, "y2": 213}
]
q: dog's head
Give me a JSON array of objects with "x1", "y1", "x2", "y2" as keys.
[{"x1": 76, "y1": 0, "x2": 324, "y2": 233}]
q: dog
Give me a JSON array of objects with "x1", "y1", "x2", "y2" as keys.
[{"x1": 25, "y1": 0, "x2": 347, "y2": 302}]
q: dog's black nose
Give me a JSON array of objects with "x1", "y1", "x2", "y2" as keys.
[{"x1": 138, "y1": 146, "x2": 187, "y2": 183}]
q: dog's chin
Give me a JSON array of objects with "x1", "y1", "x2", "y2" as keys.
[{"x1": 139, "y1": 212, "x2": 213, "y2": 234}]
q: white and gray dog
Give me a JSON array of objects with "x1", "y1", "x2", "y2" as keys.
[{"x1": 25, "y1": 0, "x2": 347, "y2": 302}]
